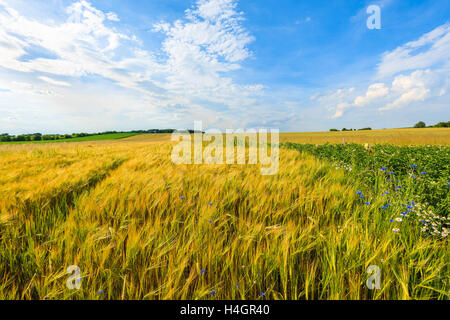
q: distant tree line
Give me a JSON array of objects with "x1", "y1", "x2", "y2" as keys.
[
  {"x1": 414, "y1": 121, "x2": 450, "y2": 128},
  {"x1": 0, "y1": 132, "x2": 89, "y2": 142},
  {"x1": 329, "y1": 127, "x2": 372, "y2": 132},
  {"x1": 328, "y1": 120, "x2": 449, "y2": 132},
  {"x1": 0, "y1": 129, "x2": 198, "y2": 142}
]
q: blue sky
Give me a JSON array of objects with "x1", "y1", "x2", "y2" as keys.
[{"x1": 0, "y1": 0, "x2": 449, "y2": 134}]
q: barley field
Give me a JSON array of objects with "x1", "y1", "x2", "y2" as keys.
[
  {"x1": 280, "y1": 128, "x2": 450, "y2": 146},
  {"x1": 0, "y1": 132, "x2": 448, "y2": 300}
]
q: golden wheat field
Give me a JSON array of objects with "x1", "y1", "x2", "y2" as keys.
[
  {"x1": 0, "y1": 132, "x2": 448, "y2": 300},
  {"x1": 279, "y1": 128, "x2": 450, "y2": 146}
]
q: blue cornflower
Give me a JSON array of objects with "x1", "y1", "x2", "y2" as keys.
[
  {"x1": 210, "y1": 290, "x2": 216, "y2": 296},
  {"x1": 97, "y1": 290, "x2": 103, "y2": 294},
  {"x1": 208, "y1": 203, "x2": 213, "y2": 205},
  {"x1": 260, "y1": 292, "x2": 266, "y2": 297},
  {"x1": 201, "y1": 269, "x2": 206, "y2": 274},
  {"x1": 356, "y1": 191, "x2": 363, "y2": 194},
  {"x1": 365, "y1": 202, "x2": 371, "y2": 205},
  {"x1": 396, "y1": 186, "x2": 402, "y2": 188},
  {"x1": 359, "y1": 195, "x2": 364, "y2": 198},
  {"x1": 447, "y1": 183, "x2": 450, "y2": 186},
  {"x1": 420, "y1": 220, "x2": 427, "y2": 224},
  {"x1": 410, "y1": 175, "x2": 415, "y2": 178},
  {"x1": 384, "y1": 191, "x2": 389, "y2": 194},
  {"x1": 410, "y1": 165, "x2": 417, "y2": 168},
  {"x1": 390, "y1": 219, "x2": 394, "y2": 222},
  {"x1": 208, "y1": 220, "x2": 212, "y2": 223},
  {"x1": 380, "y1": 167, "x2": 387, "y2": 171},
  {"x1": 381, "y1": 206, "x2": 388, "y2": 210},
  {"x1": 401, "y1": 212, "x2": 407, "y2": 216},
  {"x1": 420, "y1": 172, "x2": 427, "y2": 175},
  {"x1": 389, "y1": 172, "x2": 395, "y2": 175},
  {"x1": 180, "y1": 196, "x2": 185, "y2": 199},
  {"x1": 406, "y1": 205, "x2": 413, "y2": 209}
]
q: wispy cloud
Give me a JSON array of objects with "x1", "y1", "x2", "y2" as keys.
[
  {"x1": 377, "y1": 23, "x2": 450, "y2": 78},
  {"x1": 38, "y1": 76, "x2": 71, "y2": 87},
  {"x1": 0, "y1": 0, "x2": 265, "y2": 131},
  {"x1": 0, "y1": 0, "x2": 153, "y2": 88},
  {"x1": 151, "y1": 0, "x2": 259, "y2": 108}
]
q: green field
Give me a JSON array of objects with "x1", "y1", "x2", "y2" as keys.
[{"x1": 0, "y1": 133, "x2": 140, "y2": 145}]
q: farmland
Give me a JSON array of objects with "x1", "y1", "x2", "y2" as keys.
[
  {"x1": 0, "y1": 131, "x2": 448, "y2": 300},
  {"x1": 280, "y1": 128, "x2": 450, "y2": 146},
  {"x1": 0, "y1": 133, "x2": 140, "y2": 145},
  {"x1": 284, "y1": 143, "x2": 450, "y2": 217}
]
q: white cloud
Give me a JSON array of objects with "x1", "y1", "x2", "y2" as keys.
[
  {"x1": 152, "y1": 0, "x2": 257, "y2": 105},
  {"x1": 377, "y1": 23, "x2": 450, "y2": 78},
  {"x1": 106, "y1": 12, "x2": 120, "y2": 22},
  {"x1": 380, "y1": 87, "x2": 429, "y2": 111},
  {"x1": 329, "y1": 67, "x2": 446, "y2": 116},
  {"x1": 0, "y1": 80, "x2": 61, "y2": 97},
  {"x1": 38, "y1": 76, "x2": 71, "y2": 87},
  {"x1": 379, "y1": 69, "x2": 436, "y2": 111},
  {"x1": 0, "y1": 0, "x2": 154, "y2": 88},
  {"x1": 332, "y1": 102, "x2": 350, "y2": 119},
  {"x1": 353, "y1": 83, "x2": 389, "y2": 107},
  {"x1": 0, "y1": 0, "x2": 265, "y2": 131},
  {"x1": 390, "y1": 69, "x2": 434, "y2": 92},
  {"x1": 329, "y1": 23, "x2": 450, "y2": 118},
  {"x1": 316, "y1": 87, "x2": 355, "y2": 103},
  {"x1": 330, "y1": 68, "x2": 444, "y2": 116}
]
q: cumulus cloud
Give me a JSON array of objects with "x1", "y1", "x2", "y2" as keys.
[
  {"x1": 353, "y1": 83, "x2": 389, "y2": 107},
  {"x1": 379, "y1": 69, "x2": 436, "y2": 111}
]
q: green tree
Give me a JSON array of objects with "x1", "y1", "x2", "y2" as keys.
[
  {"x1": 414, "y1": 121, "x2": 426, "y2": 128},
  {"x1": 32, "y1": 133, "x2": 42, "y2": 141},
  {"x1": 434, "y1": 121, "x2": 450, "y2": 128}
]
